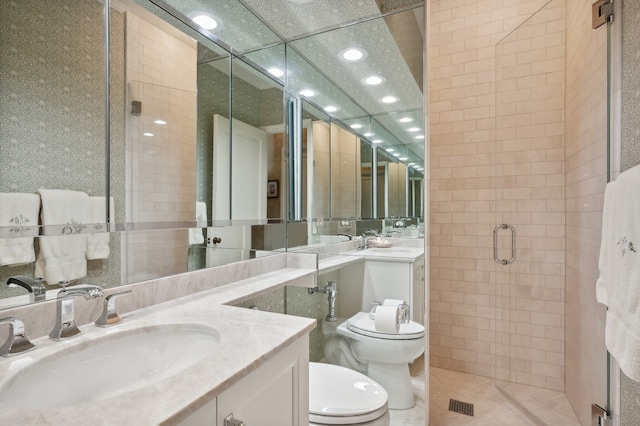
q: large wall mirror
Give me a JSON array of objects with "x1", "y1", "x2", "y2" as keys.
[{"x1": 0, "y1": 0, "x2": 424, "y2": 307}]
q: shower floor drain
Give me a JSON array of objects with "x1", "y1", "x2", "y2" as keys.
[{"x1": 449, "y1": 399, "x2": 474, "y2": 416}]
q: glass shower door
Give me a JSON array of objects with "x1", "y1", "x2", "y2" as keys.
[{"x1": 493, "y1": 0, "x2": 568, "y2": 421}]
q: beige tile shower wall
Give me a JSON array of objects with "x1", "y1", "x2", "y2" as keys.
[
  {"x1": 564, "y1": 0, "x2": 608, "y2": 423},
  {"x1": 125, "y1": 13, "x2": 197, "y2": 281},
  {"x1": 428, "y1": 0, "x2": 564, "y2": 384}
]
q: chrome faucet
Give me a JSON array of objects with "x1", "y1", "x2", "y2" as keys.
[
  {"x1": 359, "y1": 230, "x2": 380, "y2": 250},
  {"x1": 0, "y1": 317, "x2": 35, "y2": 356},
  {"x1": 6, "y1": 276, "x2": 47, "y2": 302},
  {"x1": 49, "y1": 285, "x2": 104, "y2": 340}
]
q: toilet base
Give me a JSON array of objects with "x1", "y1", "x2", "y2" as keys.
[{"x1": 367, "y1": 362, "x2": 415, "y2": 410}]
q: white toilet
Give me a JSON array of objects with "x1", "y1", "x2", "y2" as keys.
[
  {"x1": 323, "y1": 312, "x2": 425, "y2": 409},
  {"x1": 309, "y1": 362, "x2": 390, "y2": 426}
]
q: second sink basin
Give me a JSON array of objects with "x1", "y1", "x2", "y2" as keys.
[{"x1": 0, "y1": 324, "x2": 220, "y2": 410}]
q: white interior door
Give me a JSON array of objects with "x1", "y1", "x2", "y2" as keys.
[{"x1": 212, "y1": 114, "x2": 268, "y2": 221}]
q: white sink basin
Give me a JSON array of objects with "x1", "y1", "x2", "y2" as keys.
[{"x1": 0, "y1": 325, "x2": 220, "y2": 410}]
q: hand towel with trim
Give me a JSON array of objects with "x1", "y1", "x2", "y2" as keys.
[
  {"x1": 35, "y1": 189, "x2": 90, "y2": 284},
  {"x1": 87, "y1": 196, "x2": 115, "y2": 260},
  {"x1": 0, "y1": 193, "x2": 40, "y2": 266}
]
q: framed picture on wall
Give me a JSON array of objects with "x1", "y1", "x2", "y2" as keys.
[{"x1": 267, "y1": 180, "x2": 279, "y2": 198}]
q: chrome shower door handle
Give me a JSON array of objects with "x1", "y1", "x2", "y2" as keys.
[{"x1": 493, "y1": 224, "x2": 516, "y2": 265}]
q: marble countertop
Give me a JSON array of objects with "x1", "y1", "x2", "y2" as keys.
[{"x1": 0, "y1": 264, "x2": 317, "y2": 425}]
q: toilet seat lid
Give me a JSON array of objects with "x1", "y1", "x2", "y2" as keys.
[
  {"x1": 347, "y1": 311, "x2": 424, "y2": 340},
  {"x1": 309, "y1": 362, "x2": 388, "y2": 419}
]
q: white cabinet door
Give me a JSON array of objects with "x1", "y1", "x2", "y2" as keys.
[{"x1": 216, "y1": 336, "x2": 309, "y2": 426}]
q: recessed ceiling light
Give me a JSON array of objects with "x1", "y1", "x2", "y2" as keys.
[
  {"x1": 339, "y1": 47, "x2": 367, "y2": 62},
  {"x1": 154, "y1": 119, "x2": 167, "y2": 125},
  {"x1": 392, "y1": 152, "x2": 401, "y2": 157},
  {"x1": 143, "y1": 132, "x2": 154, "y2": 137},
  {"x1": 408, "y1": 127, "x2": 420, "y2": 132},
  {"x1": 399, "y1": 117, "x2": 413, "y2": 123},
  {"x1": 409, "y1": 162, "x2": 416, "y2": 166},
  {"x1": 299, "y1": 89, "x2": 316, "y2": 97},
  {"x1": 362, "y1": 75, "x2": 385, "y2": 86},
  {"x1": 350, "y1": 124, "x2": 363, "y2": 129},
  {"x1": 187, "y1": 12, "x2": 221, "y2": 31},
  {"x1": 363, "y1": 132, "x2": 374, "y2": 137},
  {"x1": 372, "y1": 139, "x2": 383, "y2": 144},
  {"x1": 415, "y1": 135, "x2": 425, "y2": 139},
  {"x1": 400, "y1": 157, "x2": 408, "y2": 161},
  {"x1": 268, "y1": 67, "x2": 284, "y2": 78},
  {"x1": 324, "y1": 105, "x2": 338, "y2": 113},
  {"x1": 380, "y1": 95, "x2": 398, "y2": 104},
  {"x1": 386, "y1": 148, "x2": 395, "y2": 152}
]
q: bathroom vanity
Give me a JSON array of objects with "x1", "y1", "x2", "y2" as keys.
[{"x1": 0, "y1": 253, "x2": 317, "y2": 425}]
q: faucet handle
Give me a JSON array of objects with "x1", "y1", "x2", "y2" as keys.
[
  {"x1": 0, "y1": 317, "x2": 35, "y2": 356},
  {"x1": 95, "y1": 290, "x2": 133, "y2": 327}
]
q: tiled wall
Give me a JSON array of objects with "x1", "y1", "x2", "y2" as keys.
[
  {"x1": 564, "y1": 0, "x2": 609, "y2": 423},
  {"x1": 428, "y1": 0, "x2": 566, "y2": 389},
  {"x1": 124, "y1": 12, "x2": 197, "y2": 282}
]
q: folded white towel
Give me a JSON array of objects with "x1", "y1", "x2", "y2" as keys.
[
  {"x1": 596, "y1": 164, "x2": 640, "y2": 381},
  {"x1": 86, "y1": 196, "x2": 115, "y2": 260},
  {"x1": 35, "y1": 189, "x2": 90, "y2": 284},
  {"x1": 0, "y1": 193, "x2": 40, "y2": 266},
  {"x1": 189, "y1": 202, "x2": 207, "y2": 246}
]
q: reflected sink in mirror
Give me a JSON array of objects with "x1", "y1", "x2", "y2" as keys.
[
  {"x1": 0, "y1": 325, "x2": 219, "y2": 410},
  {"x1": 366, "y1": 246, "x2": 416, "y2": 253}
]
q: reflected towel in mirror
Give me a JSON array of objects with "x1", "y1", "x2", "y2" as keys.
[
  {"x1": 0, "y1": 193, "x2": 40, "y2": 266},
  {"x1": 189, "y1": 202, "x2": 207, "y2": 246},
  {"x1": 86, "y1": 196, "x2": 114, "y2": 260},
  {"x1": 35, "y1": 189, "x2": 90, "y2": 284}
]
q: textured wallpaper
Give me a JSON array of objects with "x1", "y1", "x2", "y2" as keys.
[
  {"x1": 0, "y1": 0, "x2": 125, "y2": 297},
  {"x1": 620, "y1": 0, "x2": 640, "y2": 423}
]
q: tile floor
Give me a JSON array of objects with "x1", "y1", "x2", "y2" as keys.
[
  {"x1": 348, "y1": 363, "x2": 581, "y2": 425},
  {"x1": 429, "y1": 368, "x2": 581, "y2": 426}
]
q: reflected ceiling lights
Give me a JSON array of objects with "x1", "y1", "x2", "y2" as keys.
[
  {"x1": 324, "y1": 105, "x2": 338, "y2": 112},
  {"x1": 363, "y1": 132, "x2": 374, "y2": 137},
  {"x1": 362, "y1": 75, "x2": 385, "y2": 86},
  {"x1": 154, "y1": 119, "x2": 167, "y2": 125},
  {"x1": 350, "y1": 124, "x2": 363, "y2": 129},
  {"x1": 187, "y1": 12, "x2": 221, "y2": 31},
  {"x1": 268, "y1": 67, "x2": 284, "y2": 78},
  {"x1": 372, "y1": 139, "x2": 383, "y2": 144},
  {"x1": 407, "y1": 127, "x2": 420, "y2": 132},
  {"x1": 386, "y1": 148, "x2": 395, "y2": 152},
  {"x1": 143, "y1": 132, "x2": 154, "y2": 137},
  {"x1": 400, "y1": 157, "x2": 408, "y2": 161},
  {"x1": 415, "y1": 135, "x2": 424, "y2": 140},
  {"x1": 399, "y1": 117, "x2": 413, "y2": 123},
  {"x1": 299, "y1": 89, "x2": 316, "y2": 97},
  {"x1": 339, "y1": 47, "x2": 367, "y2": 62},
  {"x1": 379, "y1": 96, "x2": 398, "y2": 104}
]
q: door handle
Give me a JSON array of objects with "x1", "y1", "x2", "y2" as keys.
[{"x1": 493, "y1": 224, "x2": 516, "y2": 265}]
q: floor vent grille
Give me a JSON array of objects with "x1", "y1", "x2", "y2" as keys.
[{"x1": 449, "y1": 399, "x2": 474, "y2": 416}]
